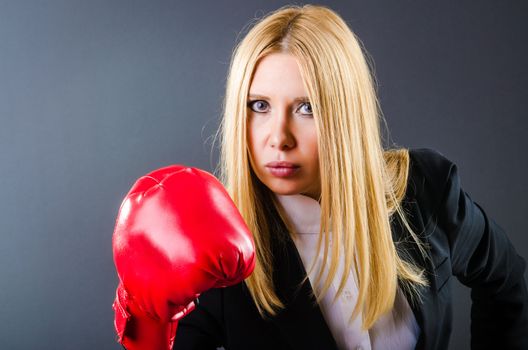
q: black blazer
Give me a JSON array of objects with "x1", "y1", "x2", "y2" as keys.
[{"x1": 174, "y1": 148, "x2": 528, "y2": 350}]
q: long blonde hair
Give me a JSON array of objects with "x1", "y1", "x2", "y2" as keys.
[{"x1": 214, "y1": 4, "x2": 429, "y2": 331}]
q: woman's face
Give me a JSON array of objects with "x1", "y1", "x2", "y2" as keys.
[{"x1": 247, "y1": 52, "x2": 321, "y2": 201}]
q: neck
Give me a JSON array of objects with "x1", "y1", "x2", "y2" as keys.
[{"x1": 274, "y1": 193, "x2": 322, "y2": 234}]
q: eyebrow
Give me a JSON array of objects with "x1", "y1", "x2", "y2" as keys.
[{"x1": 248, "y1": 94, "x2": 310, "y2": 102}]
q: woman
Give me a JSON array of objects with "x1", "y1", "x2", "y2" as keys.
[{"x1": 173, "y1": 4, "x2": 528, "y2": 350}]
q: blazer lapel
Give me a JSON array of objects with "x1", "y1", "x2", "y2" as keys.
[
  {"x1": 391, "y1": 181, "x2": 437, "y2": 350},
  {"x1": 266, "y1": 205, "x2": 339, "y2": 350}
]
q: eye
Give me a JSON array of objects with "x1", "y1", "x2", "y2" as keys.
[
  {"x1": 247, "y1": 100, "x2": 269, "y2": 113},
  {"x1": 297, "y1": 102, "x2": 313, "y2": 116}
]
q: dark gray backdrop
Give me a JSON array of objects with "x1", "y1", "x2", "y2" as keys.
[{"x1": 1, "y1": 1, "x2": 526, "y2": 349}]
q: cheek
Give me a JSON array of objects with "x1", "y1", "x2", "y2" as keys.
[
  {"x1": 247, "y1": 122, "x2": 262, "y2": 167},
  {"x1": 307, "y1": 132, "x2": 319, "y2": 164},
  {"x1": 311, "y1": 145, "x2": 320, "y2": 172},
  {"x1": 247, "y1": 128, "x2": 256, "y2": 157}
]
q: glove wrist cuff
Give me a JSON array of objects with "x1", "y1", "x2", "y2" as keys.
[{"x1": 112, "y1": 283, "x2": 177, "y2": 350}]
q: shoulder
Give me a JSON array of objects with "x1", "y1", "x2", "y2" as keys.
[
  {"x1": 408, "y1": 147, "x2": 455, "y2": 179},
  {"x1": 404, "y1": 147, "x2": 458, "y2": 215}
]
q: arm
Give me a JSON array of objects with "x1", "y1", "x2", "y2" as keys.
[
  {"x1": 435, "y1": 159, "x2": 528, "y2": 349},
  {"x1": 173, "y1": 288, "x2": 225, "y2": 349}
]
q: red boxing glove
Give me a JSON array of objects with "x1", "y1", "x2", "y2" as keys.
[{"x1": 112, "y1": 165, "x2": 255, "y2": 350}]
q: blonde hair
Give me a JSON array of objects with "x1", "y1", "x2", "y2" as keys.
[{"x1": 213, "y1": 4, "x2": 430, "y2": 331}]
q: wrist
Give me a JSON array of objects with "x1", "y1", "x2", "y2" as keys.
[
  {"x1": 113, "y1": 284, "x2": 177, "y2": 350},
  {"x1": 121, "y1": 312, "x2": 177, "y2": 350}
]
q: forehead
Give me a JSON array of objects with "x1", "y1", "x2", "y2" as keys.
[{"x1": 249, "y1": 53, "x2": 308, "y2": 99}]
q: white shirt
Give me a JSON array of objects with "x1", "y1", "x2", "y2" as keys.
[{"x1": 275, "y1": 193, "x2": 420, "y2": 350}]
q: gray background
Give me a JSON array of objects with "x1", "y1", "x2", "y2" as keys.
[{"x1": 1, "y1": 1, "x2": 527, "y2": 349}]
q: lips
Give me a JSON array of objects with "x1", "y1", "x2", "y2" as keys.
[
  {"x1": 265, "y1": 161, "x2": 300, "y2": 168},
  {"x1": 265, "y1": 162, "x2": 300, "y2": 178}
]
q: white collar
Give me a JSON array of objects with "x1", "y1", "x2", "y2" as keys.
[{"x1": 274, "y1": 193, "x2": 321, "y2": 234}]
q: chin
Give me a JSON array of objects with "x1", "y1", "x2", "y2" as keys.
[
  {"x1": 266, "y1": 183, "x2": 304, "y2": 196},
  {"x1": 271, "y1": 189, "x2": 299, "y2": 196}
]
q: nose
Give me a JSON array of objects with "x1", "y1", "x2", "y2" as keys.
[{"x1": 269, "y1": 108, "x2": 295, "y2": 150}]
